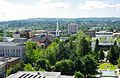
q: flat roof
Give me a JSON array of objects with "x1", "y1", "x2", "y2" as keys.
[
  {"x1": 7, "y1": 71, "x2": 61, "y2": 78},
  {"x1": 99, "y1": 43, "x2": 113, "y2": 46},
  {"x1": 0, "y1": 57, "x2": 20, "y2": 63},
  {"x1": 0, "y1": 42, "x2": 23, "y2": 46},
  {"x1": 0, "y1": 61, "x2": 5, "y2": 66}
]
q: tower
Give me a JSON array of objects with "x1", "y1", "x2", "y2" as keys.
[{"x1": 56, "y1": 19, "x2": 60, "y2": 37}]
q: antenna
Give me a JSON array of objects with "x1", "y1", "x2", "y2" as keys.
[{"x1": 56, "y1": 19, "x2": 60, "y2": 37}]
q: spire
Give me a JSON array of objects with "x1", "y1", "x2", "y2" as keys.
[
  {"x1": 56, "y1": 19, "x2": 60, "y2": 37},
  {"x1": 3, "y1": 26, "x2": 7, "y2": 37}
]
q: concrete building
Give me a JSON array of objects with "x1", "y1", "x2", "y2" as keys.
[
  {"x1": 12, "y1": 38, "x2": 28, "y2": 43},
  {"x1": 0, "y1": 61, "x2": 5, "y2": 78},
  {"x1": 84, "y1": 30, "x2": 96, "y2": 37},
  {"x1": 113, "y1": 32, "x2": 120, "y2": 38},
  {"x1": 13, "y1": 32, "x2": 20, "y2": 38},
  {"x1": 7, "y1": 71, "x2": 61, "y2": 78},
  {"x1": 68, "y1": 23, "x2": 78, "y2": 34},
  {"x1": 96, "y1": 31, "x2": 113, "y2": 43},
  {"x1": 0, "y1": 42, "x2": 25, "y2": 58},
  {"x1": 0, "y1": 57, "x2": 21, "y2": 69}
]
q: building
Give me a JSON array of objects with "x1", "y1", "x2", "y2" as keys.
[
  {"x1": 0, "y1": 61, "x2": 5, "y2": 78},
  {"x1": 20, "y1": 29, "x2": 32, "y2": 39},
  {"x1": 7, "y1": 71, "x2": 61, "y2": 78},
  {"x1": 96, "y1": 31, "x2": 113, "y2": 43},
  {"x1": 0, "y1": 57, "x2": 20, "y2": 69},
  {"x1": 12, "y1": 38, "x2": 28, "y2": 43},
  {"x1": 68, "y1": 23, "x2": 78, "y2": 34},
  {"x1": 113, "y1": 32, "x2": 120, "y2": 38},
  {"x1": 0, "y1": 42, "x2": 25, "y2": 58},
  {"x1": 31, "y1": 34, "x2": 55, "y2": 47},
  {"x1": 13, "y1": 32, "x2": 20, "y2": 38},
  {"x1": 84, "y1": 30, "x2": 96, "y2": 37}
]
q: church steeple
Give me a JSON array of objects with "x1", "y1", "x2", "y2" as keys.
[{"x1": 56, "y1": 19, "x2": 60, "y2": 37}]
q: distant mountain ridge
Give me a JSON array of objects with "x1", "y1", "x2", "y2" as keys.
[{"x1": 0, "y1": 17, "x2": 120, "y2": 28}]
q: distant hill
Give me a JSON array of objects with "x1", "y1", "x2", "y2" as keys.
[{"x1": 0, "y1": 17, "x2": 120, "y2": 30}]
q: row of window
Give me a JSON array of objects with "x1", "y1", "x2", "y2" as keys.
[
  {"x1": 0, "y1": 49, "x2": 22, "y2": 57},
  {"x1": 0, "y1": 49, "x2": 21, "y2": 53}
]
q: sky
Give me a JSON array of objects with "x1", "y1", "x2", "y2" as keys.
[{"x1": 0, "y1": 0, "x2": 120, "y2": 21}]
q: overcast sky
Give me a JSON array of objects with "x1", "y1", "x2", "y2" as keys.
[{"x1": 0, "y1": 0, "x2": 120, "y2": 21}]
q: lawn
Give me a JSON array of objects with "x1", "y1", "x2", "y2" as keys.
[{"x1": 98, "y1": 63, "x2": 118, "y2": 70}]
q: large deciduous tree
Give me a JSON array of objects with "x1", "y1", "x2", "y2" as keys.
[
  {"x1": 76, "y1": 32, "x2": 91, "y2": 56},
  {"x1": 54, "y1": 60, "x2": 74, "y2": 75},
  {"x1": 83, "y1": 55, "x2": 98, "y2": 77}
]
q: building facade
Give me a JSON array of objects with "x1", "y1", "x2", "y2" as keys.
[
  {"x1": 96, "y1": 31, "x2": 113, "y2": 43},
  {"x1": 68, "y1": 23, "x2": 78, "y2": 34},
  {"x1": 0, "y1": 42, "x2": 25, "y2": 58}
]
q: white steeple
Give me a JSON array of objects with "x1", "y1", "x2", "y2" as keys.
[{"x1": 56, "y1": 19, "x2": 60, "y2": 37}]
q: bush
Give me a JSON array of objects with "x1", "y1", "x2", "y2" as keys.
[{"x1": 74, "y1": 72, "x2": 84, "y2": 78}]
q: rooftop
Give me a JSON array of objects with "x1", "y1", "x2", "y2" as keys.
[
  {"x1": 7, "y1": 71, "x2": 61, "y2": 78},
  {"x1": 99, "y1": 43, "x2": 113, "y2": 46},
  {"x1": 0, "y1": 42, "x2": 23, "y2": 46},
  {"x1": 0, "y1": 57, "x2": 20, "y2": 63},
  {"x1": 0, "y1": 61, "x2": 5, "y2": 66}
]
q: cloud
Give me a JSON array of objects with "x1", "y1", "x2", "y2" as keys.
[
  {"x1": 37, "y1": 2, "x2": 71, "y2": 10},
  {"x1": 114, "y1": 4, "x2": 120, "y2": 11},
  {"x1": 0, "y1": 0, "x2": 72, "y2": 21},
  {"x1": 77, "y1": 1, "x2": 114, "y2": 10}
]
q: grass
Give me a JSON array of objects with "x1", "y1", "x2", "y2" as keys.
[{"x1": 98, "y1": 63, "x2": 118, "y2": 70}]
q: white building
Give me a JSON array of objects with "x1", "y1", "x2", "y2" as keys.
[
  {"x1": 7, "y1": 71, "x2": 61, "y2": 78},
  {"x1": 0, "y1": 42, "x2": 25, "y2": 58},
  {"x1": 13, "y1": 34, "x2": 20, "y2": 38},
  {"x1": 96, "y1": 31, "x2": 113, "y2": 42}
]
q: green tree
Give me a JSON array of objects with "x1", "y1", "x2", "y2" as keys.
[
  {"x1": 67, "y1": 39, "x2": 76, "y2": 59},
  {"x1": 74, "y1": 72, "x2": 84, "y2": 78},
  {"x1": 83, "y1": 55, "x2": 98, "y2": 77},
  {"x1": 74, "y1": 58, "x2": 84, "y2": 73},
  {"x1": 94, "y1": 39, "x2": 100, "y2": 53},
  {"x1": 56, "y1": 41, "x2": 69, "y2": 61},
  {"x1": 117, "y1": 58, "x2": 120, "y2": 68},
  {"x1": 54, "y1": 60, "x2": 74, "y2": 75},
  {"x1": 35, "y1": 58, "x2": 50, "y2": 71},
  {"x1": 76, "y1": 35, "x2": 91, "y2": 56},
  {"x1": 98, "y1": 49, "x2": 104, "y2": 61},
  {"x1": 24, "y1": 41, "x2": 38, "y2": 64},
  {"x1": 24, "y1": 63, "x2": 35, "y2": 71},
  {"x1": 45, "y1": 42, "x2": 59, "y2": 65},
  {"x1": 6, "y1": 61, "x2": 24, "y2": 76},
  {"x1": 108, "y1": 45, "x2": 118, "y2": 65}
]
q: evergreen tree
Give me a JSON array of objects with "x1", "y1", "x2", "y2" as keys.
[
  {"x1": 98, "y1": 49, "x2": 104, "y2": 61},
  {"x1": 108, "y1": 45, "x2": 118, "y2": 64},
  {"x1": 94, "y1": 39, "x2": 100, "y2": 53}
]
